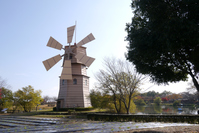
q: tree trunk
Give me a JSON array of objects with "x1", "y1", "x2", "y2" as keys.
[
  {"x1": 113, "y1": 94, "x2": 119, "y2": 114},
  {"x1": 126, "y1": 108, "x2": 130, "y2": 114},
  {"x1": 189, "y1": 73, "x2": 199, "y2": 92},
  {"x1": 118, "y1": 97, "x2": 122, "y2": 113},
  {"x1": 126, "y1": 95, "x2": 132, "y2": 114}
]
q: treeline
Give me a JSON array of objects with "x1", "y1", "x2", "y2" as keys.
[
  {"x1": 42, "y1": 95, "x2": 57, "y2": 107},
  {"x1": 138, "y1": 90, "x2": 199, "y2": 105},
  {"x1": 90, "y1": 89, "x2": 199, "y2": 111},
  {"x1": 0, "y1": 77, "x2": 43, "y2": 112},
  {"x1": 0, "y1": 86, "x2": 42, "y2": 112}
]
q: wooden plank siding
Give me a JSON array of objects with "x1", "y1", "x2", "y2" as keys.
[
  {"x1": 58, "y1": 63, "x2": 91, "y2": 108},
  {"x1": 81, "y1": 65, "x2": 87, "y2": 75},
  {"x1": 71, "y1": 64, "x2": 82, "y2": 74},
  {"x1": 57, "y1": 45, "x2": 91, "y2": 108},
  {"x1": 82, "y1": 76, "x2": 91, "y2": 107},
  {"x1": 64, "y1": 46, "x2": 87, "y2": 64},
  {"x1": 58, "y1": 79, "x2": 67, "y2": 107}
]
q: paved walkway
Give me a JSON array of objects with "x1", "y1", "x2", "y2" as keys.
[{"x1": 0, "y1": 116, "x2": 197, "y2": 133}]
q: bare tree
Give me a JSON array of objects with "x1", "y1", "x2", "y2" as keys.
[
  {"x1": 187, "y1": 79, "x2": 199, "y2": 94},
  {"x1": 95, "y1": 57, "x2": 145, "y2": 114},
  {"x1": 96, "y1": 69, "x2": 122, "y2": 113},
  {"x1": 0, "y1": 76, "x2": 10, "y2": 89},
  {"x1": 43, "y1": 96, "x2": 50, "y2": 103},
  {"x1": 51, "y1": 96, "x2": 57, "y2": 102}
]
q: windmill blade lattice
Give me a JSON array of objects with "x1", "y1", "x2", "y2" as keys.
[
  {"x1": 60, "y1": 60, "x2": 72, "y2": 80},
  {"x1": 43, "y1": 54, "x2": 62, "y2": 71},
  {"x1": 67, "y1": 25, "x2": 76, "y2": 44},
  {"x1": 47, "y1": 37, "x2": 63, "y2": 50},
  {"x1": 75, "y1": 53, "x2": 95, "y2": 67},
  {"x1": 76, "y1": 33, "x2": 95, "y2": 47}
]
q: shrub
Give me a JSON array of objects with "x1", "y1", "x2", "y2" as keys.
[
  {"x1": 106, "y1": 99, "x2": 136, "y2": 114},
  {"x1": 173, "y1": 100, "x2": 181, "y2": 106},
  {"x1": 154, "y1": 97, "x2": 162, "y2": 105},
  {"x1": 135, "y1": 99, "x2": 146, "y2": 105},
  {"x1": 53, "y1": 107, "x2": 94, "y2": 111},
  {"x1": 161, "y1": 97, "x2": 169, "y2": 102}
]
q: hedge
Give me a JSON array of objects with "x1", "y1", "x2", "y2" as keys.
[
  {"x1": 87, "y1": 113, "x2": 199, "y2": 124},
  {"x1": 53, "y1": 107, "x2": 94, "y2": 111}
]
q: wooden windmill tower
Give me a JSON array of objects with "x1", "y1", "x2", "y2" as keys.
[{"x1": 42, "y1": 25, "x2": 95, "y2": 108}]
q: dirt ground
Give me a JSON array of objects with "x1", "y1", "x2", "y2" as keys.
[{"x1": 115, "y1": 125, "x2": 199, "y2": 133}]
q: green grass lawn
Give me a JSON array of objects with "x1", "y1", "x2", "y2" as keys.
[{"x1": 2, "y1": 107, "x2": 106, "y2": 118}]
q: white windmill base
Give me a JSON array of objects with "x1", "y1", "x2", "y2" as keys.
[{"x1": 57, "y1": 75, "x2": 92, "y2": 108}]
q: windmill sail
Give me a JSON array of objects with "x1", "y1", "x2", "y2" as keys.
[
  {"x1": 76, "y1": 33, "x2": 95, "y2": 47},
  {"x1": 75, "y1": 53, "x2": 95, "y2": 67},
  {"x1": 43, "y1": 54, "x2": 62, "y2": 71},
  {"x1": 67, "y1": 25, "x2": 76, "y2": 44},
  {"x1": 47, "y1": 37, "x2": 63, "y2": 50},
  {"x1": 60, "y1": 60, "x2": 72, "y2": 80}
]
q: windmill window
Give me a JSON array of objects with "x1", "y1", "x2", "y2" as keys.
[
  {"x1": 85, "y1": 80, "x2": 87, "y2": 85},
  {"x1": 62, "y1": 80, "x2": 65, "y2": 85},
  {"x1": 69, "y1": 55, "x2": 72, "y2": 59},
  {"x1": 73, "y1": 78, "x2": 77, "y2": 85}
]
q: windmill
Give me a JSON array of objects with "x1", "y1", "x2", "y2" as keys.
[{"x1": 42, "y1": 25, "x2": 95, "y2": 108}]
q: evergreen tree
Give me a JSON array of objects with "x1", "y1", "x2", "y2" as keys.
[{"x1": 126, "y1": 0, "x2": 199, "y2": 91}]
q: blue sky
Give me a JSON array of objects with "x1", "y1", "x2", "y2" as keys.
[{"x1": 0, "y1": 0, "x2": 189, "y2": 97}]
